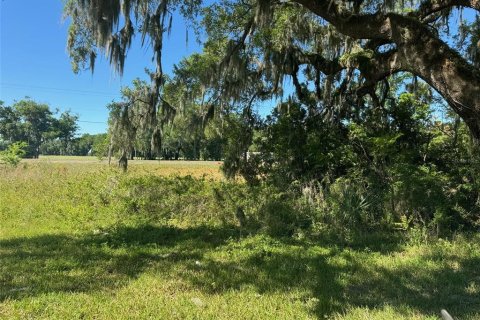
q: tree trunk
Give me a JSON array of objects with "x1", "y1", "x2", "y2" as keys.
[
  {"x1": 391, "y1": 16, "x2": 480, "y2": 140},
  {"x1": 118, "y1": 149, "x2": 128, "y2": 172},
  {"x1": 294, "y1": 1, "x2": 480, "y2": 139},
  {"x1": 108, "y1": 136, "x2": 113, "y2": 165},
  {"x1": 360, "y1": 14, "x2": 480, "y2": 140}
]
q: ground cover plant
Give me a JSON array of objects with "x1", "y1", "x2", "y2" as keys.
[{"x1": 1, "y1": 158, "x2": 479, "y2": 319}]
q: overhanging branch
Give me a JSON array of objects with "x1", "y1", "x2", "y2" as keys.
[{"x1": 416, "y1": 0, "x2": 480, "y2": 19}]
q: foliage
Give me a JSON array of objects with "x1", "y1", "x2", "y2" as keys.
[
  {"x1": 0, "y1": 99, "x2": 80, "y2": 158},
  {"x1": 64, "y1": 0, "x2": 480, "y2": 140},
  {"x1": 106, "y1": 78, "x2": 179, "y2": 169},
  {"x1": 161, "y1": 106, "x2": 224, "y2": 161},
  {"x1": 77, "y1": 133, "x2": 110, "y2": 157},
  {"x1": 61, "y1": 0, "x2": 480, "y2": 235},
  {"x1": 0, "y1": 99, "x2": 51, "y2": 158},
  {"x1": 219, "y1": 83, "x2": 480, "y2": 236},
  {"x1": 113, "y1": 173, "x2": 312, "y2": 237},
  {"x1": 0, "y1": 142, "x2": 28, "y2": 167},
  {"x1": 106, "y1": 59, "x2": 228, "y2": 165},
  {"x1": 221, "y1": 113, "x2": 258, "y2": 183}
]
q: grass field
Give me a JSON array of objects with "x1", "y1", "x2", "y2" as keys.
[
  {"x1": 1, "y1": 157, "x2": 479, "y2": 319},
  {"x1": 27, "y1": 156, "x2": 225, "y2": 179}
]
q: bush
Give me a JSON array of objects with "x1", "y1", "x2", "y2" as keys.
[
  {"x1": 111, "y1": 174, "x2": 314, "y2": 237},
  {"x1": 114, "y1": 175, "x2": 248, "y2": 226},
  {"x1": 259, "y1": 197, "x2": 312, "y2": 237},
  {"x1": 0, "y1": 142, "x2": 27, "y2": 167}
]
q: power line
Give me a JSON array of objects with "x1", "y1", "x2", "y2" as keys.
[
  {"x1": 78, "y1": 120, "x2": 107, "y2": 124},
  {"x1": 0, "y1": 82, "x2": 121, "y2": 97},
  {"x1": 1, "y1": 83, "x2": 111, "y2": 127}
]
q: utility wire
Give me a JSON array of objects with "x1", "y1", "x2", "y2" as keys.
[
  {"x1": 0, "y1": 82, "x2": 121, "y2": 97},
  {"x1": 78, "y1": 120, "x2": 107, "y2": 124},
  {"x1": 1, "y1": 83, "x2": 111, "y2": 128}
]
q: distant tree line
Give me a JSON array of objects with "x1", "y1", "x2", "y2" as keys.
[
  {"x1": 0, "y1": 98, "x2": 226, "y2": 161},
  {"x1": 0, "y1": 99, "x2": 108, "y2": 158}
]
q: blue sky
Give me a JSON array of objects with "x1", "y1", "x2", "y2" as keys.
[{"x1": 0, "y1": 0, "x2": 199, "y2": 134}]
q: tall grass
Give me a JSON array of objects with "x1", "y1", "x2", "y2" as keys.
[{"x1": 0, "y1": 159, "x2": 479, "y2": 319}]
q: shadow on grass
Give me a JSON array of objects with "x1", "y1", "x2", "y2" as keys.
[
  {"x1": 185, "y1": 238, "x2": 480, "y2": 318},
  {"x1": 342, "y1": 248, "x2": 480, "y2": 318},
  {"x1": 0, "y1": 224, "x2": 236, "y2": 301},
  {"x1": 1, "y1": 225, "x2": 478, "y2": 319}
]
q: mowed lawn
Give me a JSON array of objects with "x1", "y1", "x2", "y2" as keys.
[{"x1": 0, "y1": 157, "x2": 479, "y2": 319}]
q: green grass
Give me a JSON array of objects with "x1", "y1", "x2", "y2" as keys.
[
  {"x1": 29, "y1": 156, "x2": 225, "y2": 179},
  {"x1": 1, "y1": 159, "x2": 479, "y2": 319}
]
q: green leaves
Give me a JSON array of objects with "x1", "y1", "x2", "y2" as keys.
[
  {"x1": 0, "y1": 142, "x2": 28, "y2": 167},
  {"x1": 0, "y1": 99, "x2": 78, "y2": 158}
]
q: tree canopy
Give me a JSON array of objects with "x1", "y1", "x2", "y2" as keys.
[
  {"x1": 0, "y1": 99, "x2": 81, "y2": 158},
  {"x1": 65, "y1": 0, "x2": 480, "y2": 140}
]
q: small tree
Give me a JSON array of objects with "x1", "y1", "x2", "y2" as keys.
[{"x1": 0, "y1": 142, "x2": 28, "y2": 167}]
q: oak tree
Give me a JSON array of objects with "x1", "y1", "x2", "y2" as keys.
[{"x1": 64, "y1": 0, "x2": 480, "y2": 138}]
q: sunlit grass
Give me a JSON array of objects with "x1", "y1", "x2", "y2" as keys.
[
  {"x1": 21, "y1": 156, "x2": 225, "y2": 179},
  {"x1": 0, "y1": 159, "x2": 479, "y2": 319}
]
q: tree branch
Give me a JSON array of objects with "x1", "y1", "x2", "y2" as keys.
[
  {"x1": 292, "y1": 0, "x2": 390, "y2": 40},
  {"x1": 415, "y1": 0, "x2": 480, "y2": 19}
]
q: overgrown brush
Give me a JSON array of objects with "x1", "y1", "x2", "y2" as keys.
[{"x1": 111, "y1": 174, "x2": 314, "y2": 237}]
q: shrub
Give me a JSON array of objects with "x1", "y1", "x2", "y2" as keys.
[
  {"x1": 258, "y1": 197, "x2": 312, "y2": 237},
  {"x1": 0, "y1": 142, "x2": 27, "y2": 167},
  {"x1": 112, "y1": 174, "x2": 315, "y2": 237},
  {"x1": 115, "y1": 175, "x2": 247, "y2": 226}
]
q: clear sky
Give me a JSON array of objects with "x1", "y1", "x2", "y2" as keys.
[{"x1": 0, "y1": 0, "x2": 200, "y2": 134}]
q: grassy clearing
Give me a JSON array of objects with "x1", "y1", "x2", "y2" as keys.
[
  {"x1": 1, "y1": 158, "x2": 479, "y2": 319},
  {"x1": 27, "y1": 156, "x2": 225, "y2": 179}
]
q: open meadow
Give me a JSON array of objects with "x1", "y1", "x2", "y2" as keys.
[{"x1": 0, "y1": 157, "x2": 479, "y2": 319}]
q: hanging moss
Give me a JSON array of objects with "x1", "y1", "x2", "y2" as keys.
[{"x1": 339, "y1": 48, "x2": 374, "y2": 69}]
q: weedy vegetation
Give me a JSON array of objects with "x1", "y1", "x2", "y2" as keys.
[{"x1": 1, "y1": 158, "x2": 479, "y2": 319}]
